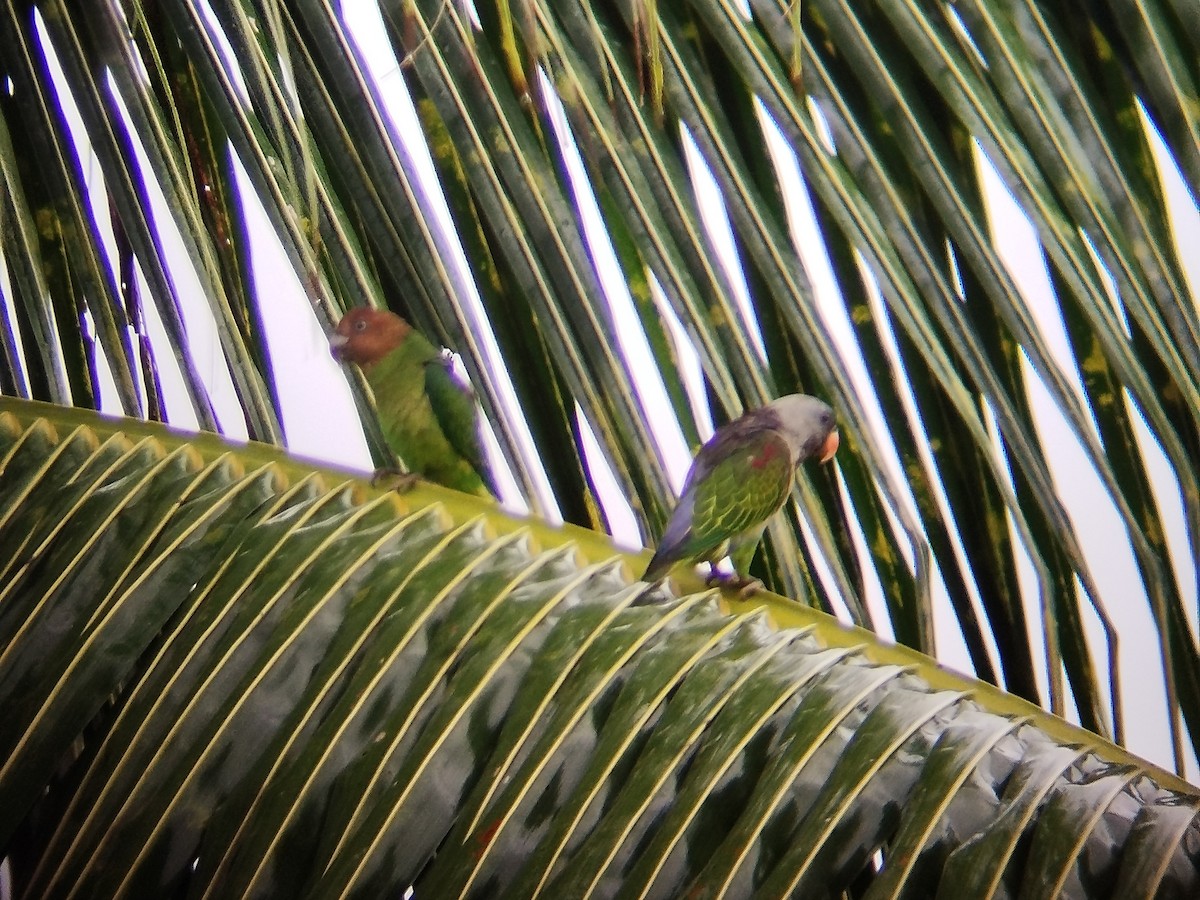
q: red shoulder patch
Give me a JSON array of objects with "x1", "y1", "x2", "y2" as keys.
[{"x1": 750, "y1": 440, "x2": 782, "y2": 469}]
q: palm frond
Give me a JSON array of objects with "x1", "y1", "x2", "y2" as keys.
[{"x1": 1, "y1": 397, "x2": 1197, "y2": 898}]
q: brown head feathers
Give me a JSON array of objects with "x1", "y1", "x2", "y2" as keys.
[{"x1": 330, "y1": 308, "x2": 413, "y2": 368}]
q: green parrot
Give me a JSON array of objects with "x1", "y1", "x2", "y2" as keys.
[
  {"x1": 330, "y1": 307, "x2": 496, "y2": 498},
  {"x1": 643, "y1": 394, "x2": 839, "y2": 591}
]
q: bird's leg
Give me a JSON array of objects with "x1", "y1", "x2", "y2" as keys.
[
  {"x1": 732, "y1": 576, "x2": 765, "y2": 599},
  {"x1": 705, "y1": 562, "x2": 723, "y2": 585},
  {"x1": 710, "y1": 572, "x2": 765, "y2": 597},
  {"x1": 704, "y1": 565, "x2": 764, "y2": 598},
  {"x1": 370, "y1": 467, "x2": 421, "y2": 493},
  {"x1": 703, "y1": 540, "x2": 765, "y2": 597}
]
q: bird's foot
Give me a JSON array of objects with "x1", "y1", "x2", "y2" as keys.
[
  {"x1": 734, "y1": 578, "x2": 765, "y2": 599},
  {"x1": 370, "y1": 467, "x2": 421, "y2": 493},
  {"x1": 704, "y1": 570, "x2": 764, "y2": 599}
]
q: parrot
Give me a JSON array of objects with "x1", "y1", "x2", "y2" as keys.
[
  {"x1": 642, "y1": 393, "x2": 839, "y2": 592},
  {"x1": 330, "y1": 307, "x2": 496, "y2": 498}
]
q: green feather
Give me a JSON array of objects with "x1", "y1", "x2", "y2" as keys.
[
  {"x1": 364, "y1": 330, "x2": 494, "y2": 498},
  {"x1": 684, "y1": 431, "x2": 794, "y2": 556},
  {"x1": 644, "y1": 430, "x2": 794, "y2": 579},
  {"x1": 424, "y1": 355, "x2": 494, "y2": 486}
]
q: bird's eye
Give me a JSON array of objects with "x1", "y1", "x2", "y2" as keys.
[{"x1": 354, "y1": 319, "x2": 367, "y2": 332}]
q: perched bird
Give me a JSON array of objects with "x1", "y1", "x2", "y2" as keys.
[
  {"x1": 643, "y1": 394, "x2": 839, "y2": 592},
  {"x1": 330, "y1": 307, "x2": 496, "y2": 498}
]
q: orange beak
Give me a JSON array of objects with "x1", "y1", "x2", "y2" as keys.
[{"x1": 818, "y1": 428, "x2": 839, "y2": 463}]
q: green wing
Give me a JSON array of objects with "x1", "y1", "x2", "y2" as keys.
[
  {"x1": 424, "y1": 357, "x2": 496, "y2": 494},
  {"x1": 689, "y1": 431, "x2": 794, "y2": 544},
  {"x1": 362, "y1": 332, "x2": 494, "y2": 497},
  {"x1": 665, "y1": 430, "x2": 794, "y2": 567}
]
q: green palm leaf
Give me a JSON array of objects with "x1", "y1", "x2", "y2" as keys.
[{"x1": 2, "y1": 398, "x2": 1197, "y2": 898}]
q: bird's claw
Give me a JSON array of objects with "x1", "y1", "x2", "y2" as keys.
[
  {"x1": 734, "y1": 578, "x2": 764, "y2": 599},
  {"x1": 370, "y1": 467, "x2": 421, "y2": 493},
  {"x1": 704, "y1": 570, "x2": 764, "y2": 598}
]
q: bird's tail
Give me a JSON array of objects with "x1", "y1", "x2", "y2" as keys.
[{"x1": 642, "y1": 550, "x2": 672, "y2": 583}]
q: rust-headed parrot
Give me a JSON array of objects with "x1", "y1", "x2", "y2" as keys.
[
  {"x1": 330, "y1": 307, "x2": 496, "y2": 498},
  {"x1": 643, "y1": 393, "x2": 839, "y2": 591}
]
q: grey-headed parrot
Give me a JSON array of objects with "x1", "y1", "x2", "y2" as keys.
[{"x1": 643, "y1": 394, "x2": 839, "y2": 591}]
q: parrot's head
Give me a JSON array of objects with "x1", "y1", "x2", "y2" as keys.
[
  {"x1": 330, "y1": 308, "x2": 413, "y2": 368},
  {"x1": 767, "y1": 394, "x2": 840, "y2": 464}
]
